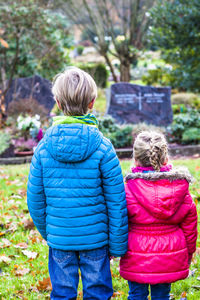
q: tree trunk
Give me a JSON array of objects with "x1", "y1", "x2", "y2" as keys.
[
  {"x1": 103, "y1": 53, "x2": 118, "y2": 83},
  {"x1": 120, "y1": 60, "x2": 131, "y2": 82}
]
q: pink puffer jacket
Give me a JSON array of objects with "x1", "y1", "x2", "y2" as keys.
[{"x1": 120, "y1": 165, "x2": 197, "y2": 285}]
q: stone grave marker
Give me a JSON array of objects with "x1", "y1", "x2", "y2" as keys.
[
  {"x1": 107, "y1": 83, "x2": 173, "y2": 126},
  {"x1": 5, "y1": 75, "x2": 55, "y2": 114}
]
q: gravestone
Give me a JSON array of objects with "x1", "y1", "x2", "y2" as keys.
[
  {"x1": 107, "y1": 83, "x2": 173, "y2": 126},
  {"x1": 5, "y1": 75, "x2": 55, "y2": 114}
]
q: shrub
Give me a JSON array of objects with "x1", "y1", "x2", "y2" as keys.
[
  {"x1": 182, "y1": 128, "x2": 200, "y2": 144},
  {"x1": 78, "y1": 63, "x2": 109, "y2": 88},
  {"x1": 109, "y1": 126, "x2": 133, "y2": 148},
  {"x1": 98, "y1": 116, "x2": 165, "y2": 148},
  {"x1": 7, "y1": 97, "x2": 48, "y2": 120},
  {"x1": 98, "y1": 115, "x2": 133, "y2": 148},
  {"x1": 171, "y1": 93, "x2": 200, "y2": 106},
  {"x1": 0, "y1": 131, "x2": 11, "y2": 155},
  {"x1": 167, "y1": 111, "x2": 200, "y2": 144},
  {"x1": 142, "y1": 67, "x2": 174, "y2": 87},
  {"x1": 76, "y1": 45, "x2": 84, "y2": 55},
  {"x1": 172, "y1": 104, "x2": 187, "y2": 114}
]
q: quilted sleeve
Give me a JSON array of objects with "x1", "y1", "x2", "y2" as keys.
[
  {"x1": 100, "y1": 142, "x2": 128, "y2": 257},
  {"x1": 27, "y1": 146, "x2": 47, "y2": 240},
  {"x1": 180, "y1": 193, "x2": 198, "y2": 262}
]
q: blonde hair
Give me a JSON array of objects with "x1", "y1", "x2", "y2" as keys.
[
  {"x1": 52, "y1": 67, "x2": 97, "y2": 116},
  {"x1": 133, "y1": 131, "x2": 168, "y2": 171}
]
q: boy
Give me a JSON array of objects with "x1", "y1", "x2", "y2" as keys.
[{"x1": 27, "y1": 67, "x2": 128, "y2": 300}]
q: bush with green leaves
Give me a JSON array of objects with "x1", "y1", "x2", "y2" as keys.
[
  {"x1": 149, "y1": 0, "x2": 200, "y2": 92},
  {"x1": 172, "y1": 104, "x2": 187, "y2": 115},
  {"x1": 0, "y1": 131, "x2": 11, "y2": 155},
  {"x1": 77, "y1": 63, "x2": 109, "y2": 88},
  {"x1": 182, "y1": 128, "x2": 200, "y2": 144},
  {"x1": 98, "y1": 115, "x2": 133, "y2": 148},
  {"x1": 76, "y1": 45, "x2": 84, "y2": 55},
  {"x1": 98, "y1": 116, "x2": 165, "y2": 149},
  {"x1": 142, "y1": 66, "x2": 173, "y2": 87},
  {"x1": 171, "y1": 93, "x2": 200, "y2": 114},
  {"x1": 0, "y1": 0, "x2": 73, "y2": 84},
  {"x1": 167, "y1": 111, "x2": 200, "y2": 144}
]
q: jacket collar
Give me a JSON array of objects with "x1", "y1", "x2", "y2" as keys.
[{"x1": 126, "y1": 165, "x2": 193, "y2": 183}]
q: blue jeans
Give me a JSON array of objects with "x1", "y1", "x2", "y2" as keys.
[
  {"x1": 128, "y1": 281, "x2": 171, "y2": 300},
  {"x1": 48, "y1": 246, "x2": 113, "y2": 300}
]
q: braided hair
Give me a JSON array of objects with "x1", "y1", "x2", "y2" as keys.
[{"x1": 133, "y1": 131, "x2": 168, "y2": 172}]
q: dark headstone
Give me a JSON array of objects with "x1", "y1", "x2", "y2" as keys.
[
  {"x1": 5, "y1": 75, "x2": 55, "y2": 114},
  {"x1": 107, "y1": 83, "x2": 173, "y2": 126}
]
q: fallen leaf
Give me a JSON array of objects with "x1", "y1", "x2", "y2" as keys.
[
  {"x1": 77, "y1": 291, "x2": 83, "y2": 299},
  {"x1": 14, "y1": 242, "x2": 28, "y2": 249},
  {"x1": 22, "y1": 250, "x2": 38, "y2": 259},
  {"x1": 15, "y1": 268, "x2": 30, "y2": 276},
  {"x1": 0, "y1": 255, "x2": 12, "y2": 264},
  {"x1": 23, "y1": 219, "x2": 35, "y2": 230},
  {"x1": 37, "y1": 277, "x2": 52, "y2": 291},
  {"x1": 10, "y1": 195, "x2": 22, "y2": 200},
  {"x1": 0, "y1": 238, "x2": 11, "y2": 248},
  {"x1": 112, "y1": 291, "x2": 125, "y2": 297}
]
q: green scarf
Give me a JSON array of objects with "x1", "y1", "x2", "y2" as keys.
[{"x1": 53, "y1": 113, "x2": 98, "y2": 128}]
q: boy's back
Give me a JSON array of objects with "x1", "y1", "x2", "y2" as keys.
[
  {"x1": 27, "y1": 67, "x2": 128, "y2": 299},
  {"x1": 27, "y1": 122, "x2": 127, "y2": 256}
]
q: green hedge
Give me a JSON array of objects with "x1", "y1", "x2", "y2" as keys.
[{"x1": 78, "y1": 63, "x2": 109, "y2": 88}]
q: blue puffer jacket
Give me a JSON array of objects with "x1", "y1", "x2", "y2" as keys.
[{"x1": 27, "y1": 124, "x2": 128, "y2": 256}]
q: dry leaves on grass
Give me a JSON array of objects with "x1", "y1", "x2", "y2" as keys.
[
  {"x1": 37, "y1": 277, "x2": 52, "y2": 291},
  {"x1": 22, "y1": 250, "x2": 38, "y2": 259},
  {"x1": 112, "y1": 291, "x2": 125, "y2": 297},
  {"x1": 14, "y1": 268, "x2": 30, "y2": 276},
  {"x1": 0, "y1": 238, "x2": 11, "y2": 248},
  {"x1": 14, "y1": 242, "x2": 28, "y2": 249},
  {"x1": 180, "y1": 291, "x2": 187, "y2": 299},
  {"x1": 77, "y1": 291, "x2": 83, "y2": 299},
  {"x1": 0, "y1": 255, "x2": 12, "y2": 264},
  {"x1": 22, "y1": 218, "x2": 35, "y2": 230}
]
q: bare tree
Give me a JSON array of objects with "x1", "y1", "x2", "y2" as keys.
[{"x1": 55, "y1": 0, "x2": 156, "y2": 82}]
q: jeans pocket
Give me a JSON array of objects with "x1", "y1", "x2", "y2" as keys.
[
  {"x1": 52, "y1": 249, "x2": 73, "y2": 264},
  {"x1": 81, "y1": 245, "x2": 108, "y2": 261}
]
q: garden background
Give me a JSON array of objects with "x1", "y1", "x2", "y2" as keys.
[{"x1": 0, "y1": 0, "x2": 200, "y2": 299}]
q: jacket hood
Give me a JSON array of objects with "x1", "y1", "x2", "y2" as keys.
[
  {"x1": 43, "y1": 124, "x2": 103, "y2": 163},
  {"x1": 126, "y1": 167, "x2": 193, "y2": 220}
]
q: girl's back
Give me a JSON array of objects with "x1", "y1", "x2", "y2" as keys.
[
  {"x1": 120, "y1": 164, "x2": 197, "y2": 284},
  {"x1": 120, "y1": 130, "x2": 197, "y2": 300}
]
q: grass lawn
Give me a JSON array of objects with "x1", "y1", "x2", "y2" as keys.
[{"x1": 0, "y1": 159, "x2": 200, "y2": 299}]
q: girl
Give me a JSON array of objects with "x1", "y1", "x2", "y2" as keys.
[{"x1": 120, "y1": 131, "x2": 197, "y2": 300}]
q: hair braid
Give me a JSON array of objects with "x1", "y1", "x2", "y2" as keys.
[{"x1": 133, "y1": 131, "x2": 168, "y2": 171}]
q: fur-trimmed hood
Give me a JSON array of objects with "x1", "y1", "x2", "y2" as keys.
[
  {"x1": 125, "y1": 166, "x2": 193, "y2": 183},
  {"x1": 125, "y1": 165, "x2": 193, "y2": 219}
]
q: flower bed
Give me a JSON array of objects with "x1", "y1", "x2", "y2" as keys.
[{"x1": 0, "y1": 113, "x2": 49, "y2": 159}]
